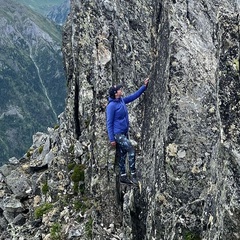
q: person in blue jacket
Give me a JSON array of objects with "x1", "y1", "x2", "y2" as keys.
[{"x1": 106, "y1": 78, "x2": 149, "y2": 184}]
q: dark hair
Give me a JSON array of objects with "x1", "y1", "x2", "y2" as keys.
[{"x1": 108, "y1": 85, "x2": 123, "y2": 98}]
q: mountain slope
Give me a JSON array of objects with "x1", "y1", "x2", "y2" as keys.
[
  {"x1": 15, "y1": 0, "x2": 70, "y2": 25},
  {"x1": 15, "y1": 0, "x2": 66, "y2": 17},
  {"x1": 47, "y1": 0, "x2": 70, "y2": 25},
  {"x1": 0, "y1": 0, "x2": 66, "y2": 163}
]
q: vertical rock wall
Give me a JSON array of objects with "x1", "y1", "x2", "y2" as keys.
[
  {"x1": 141, "y1": 1, "x2": 240, "y2": 240},
  {"x1": 61, "y1": 0, "x2": 240, "y2": 239}
]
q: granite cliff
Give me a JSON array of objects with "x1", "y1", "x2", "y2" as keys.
[{"x1": 0, "y1": 0, "x2": 239, "y2": 239}]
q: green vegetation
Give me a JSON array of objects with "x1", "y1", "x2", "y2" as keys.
[
  {"x1": 26, "y1": 150, "x2": 31, "y2": 158},
  {"x1": 73, "y1": 182, "x2": 79, "y2": 195},
  {"x1": 71, "y1": 164, "x2": 85, "y2": 195},
  {"x1": 50, "y1": 222, "x2": 62, "y2": 240},
  {"x1": 42, "y1": 182, "x2": 49, "y2": 195},
  {"x1": 74, "y1": 199, "x2": 91, "y2": 213},
  {"x1": 67, "y1": 162, "x2": 76, "y2": 171},
  {"x1": 68, "y1": 163, "x2": 85, "y2": 195},
  {"x1": 184, "y1": 231, "x2": 201, "y2": 240},
  {"x1": 34, "y1": 203, "x2": 53, "y2": 219},
  {"x1": 68, "y1": 145, "x2": 74, "y2": 154},
  {"x1": 60, "y1": 195, "x2": 72, "y2": 207},
  {"x1": 85, "y1": 217, "x2": 93, "y2": 239},
  {"x1": 39, "y1": 145, "x2": 44, "y2": 154},
  {"x1": 74, "y1": 200, "x2": 83, "y2": 211},
  {"x1": 54, "y1": 124, "x2": 59, "y2": 130},
  {"x1": 71, "y1": 164, "x2": 85, "y2": 183}
]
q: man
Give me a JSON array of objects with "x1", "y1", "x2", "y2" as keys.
[{"x1": 106, "y1": 78, "x2": 149, "y2": 184}]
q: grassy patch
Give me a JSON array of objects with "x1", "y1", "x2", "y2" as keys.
[
  {"x1": 67, "y1": 162, "x2": 76, "y2": 171},
  {"x1": 85, "y1": 217, "x2": 93, "y2": 239},
  {"x1": 184, "y1": 231, "x2": 201, "y2": 240},
  {"x1": 50, "y1": 222, "x2": 62, "y2": 240},
  {"x1": 34, "y1": 203, "x2": 53, "y2": 219},
  {"x1": 71, "y1": 164, "x2": 85, "y2": 195},
  {"x1": 68, "y1": 145, "x2": 74, "y2": 154},
  {"x1": 42, "y1": 181, "x2": 49, "y2": 195},
  {"x1": 71, "y1": 164, "x2": 85, "y2": 182}
]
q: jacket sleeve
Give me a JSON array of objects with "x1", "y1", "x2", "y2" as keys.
[
  {"x1": 123, "y1": 85, "x2": 147, "y2": 104},
  {"x1": 106, "y1": 103, "x2": 115, "y2": 142}
]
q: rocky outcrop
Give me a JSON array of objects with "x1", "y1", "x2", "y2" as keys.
[{"x1": 0, "y1": 0, "x2": 239, "y2": 240}]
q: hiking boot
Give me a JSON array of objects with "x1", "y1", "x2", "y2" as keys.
[
  {"x1": 131, "y1": 172, "x2": 138, "y2": 185},
  {"x1": 120, "y1": 174, "x2": 132, "y2": 185}
]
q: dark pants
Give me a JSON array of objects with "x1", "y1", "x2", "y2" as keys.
[{"x1": 115, "y1": 133, "x2": 136, "y2": 175}]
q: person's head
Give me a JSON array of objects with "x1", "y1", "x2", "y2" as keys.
[{"x1": 108, "y1": 85, "x2": 123, "y2": 99}]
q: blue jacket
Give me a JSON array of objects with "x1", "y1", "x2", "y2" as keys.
[{"x1": 106, "y1": 85, "x2": 147, "y2": 142}]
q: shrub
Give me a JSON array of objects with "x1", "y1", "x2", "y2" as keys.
[
  {"x1": 34, "y1": 203, "x2": 53, "y2": 219},
  {"x1": 68, "y1": 145, "x2": 74, "y2": 154},
  {"x1": 74, "y1": 199, "x2": 90, "y2": 213},
  {"x1": 50, "y1": 222, "x2": 61, "y2": 240},
  {"x1": 71, "y1": 164, "x2": 85, "y2": 183},
  {"x1": 67, "y1": 162, "x2": 76, "y2": 171},
  {"x1": 85, "y1": 217, "x2": 93, "y2": 239},
  {"x1": 27, "y1": 151, "x2": 31, "y2": 158},
  {"x1": 38, "y1": 145, "x2": 44, "y2": 154},
  {"x1": 42, "y1": 182, "x2": 49, "y2": 195},
  {"x1": 54, "y1": 124, "x2": 59, "y2": 130},
  {"x1": 73, "y1": 182, "x2": 79, "y2": 195},
  {"x1": 184, "y1": 231, "x2": 201, "y2": 240},
  {"x1": 71, "y1": 164, "x2": 85, "y2": 195}
]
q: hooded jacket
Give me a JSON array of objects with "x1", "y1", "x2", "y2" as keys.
[{"x1": 106, "y1": 85, "x2": 147, "y2": 142}]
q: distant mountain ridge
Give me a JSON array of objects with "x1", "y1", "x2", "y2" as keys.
[
  {"x1": 0, "y1": 0, "x2": 67, "y2": 164},
  {"x1": 47, "y1": 0, "x2": 70, "y2": 25},
  {"x1": 15, "y1": 0, "x2": 70, "y2": 25}
]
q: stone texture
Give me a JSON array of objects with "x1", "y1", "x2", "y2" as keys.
[
  {"x1": 61, "y1": 1, "x2": 240, "y2": 239},
  {"x1": 0, "y1": 0, "x2": 239, "y2": 239}
]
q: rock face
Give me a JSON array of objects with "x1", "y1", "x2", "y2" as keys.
[{"x1": 0, "y1": 0, "x2": 239, "y2": 240}]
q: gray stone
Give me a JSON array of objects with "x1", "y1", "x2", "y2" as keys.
[
  {"x1": 8, "y1": 157, "x2": 19, "y2": 165},
  {"x1": 0, "y1": 217, "x2": 8, "y2": 231},
  {"x1": 0, "y1": 164, "x2": 16, "y2": 177},
  {"x1": 2, "y1": 196, "x2": 23, "y2": 213},
  {"x1": 6, "y1": 170, "x2": 32, "y2": 198},
  {"x1": 13, "y1": 213, "x2": 26, "y2": 225}
]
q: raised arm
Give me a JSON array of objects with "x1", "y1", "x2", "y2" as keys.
[{"x1": 123, "y1": 78, "x2": 149, "y2": 104}]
